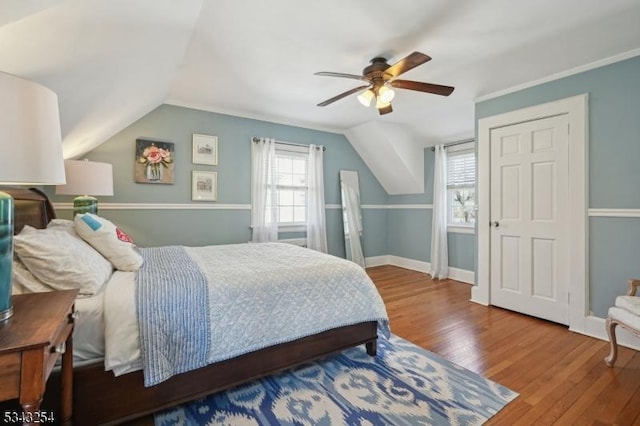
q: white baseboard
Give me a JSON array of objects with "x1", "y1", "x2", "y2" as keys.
[
  {"x1": 364, "y1": 255, "x2": 390, "y2": 268},
  {"x1": 448, "y1": 267, "x2": 475, "y2": 285},
  {"x1": 576, "y1": 315, "x2": 640, "y2": 352},
  {"x1": 364, "y1": 255, "x2": 475, "y2": 284},
  {"x1": 470, "y1": 286, "x2": 488, "y2": 305},
  {"x1": 387, "y1": 255, "x2": 431, "y2": 274}
]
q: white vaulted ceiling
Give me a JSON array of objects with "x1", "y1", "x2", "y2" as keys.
[
  {"x1": 0, "y1": 0, "x2": 203, "y2": 158},
  {"x1": 1, "y1": 0, "x2": 640, "y2": 168}
]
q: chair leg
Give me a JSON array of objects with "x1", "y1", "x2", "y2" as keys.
[{"x1": 605, "y1": 317, "x2": 618, "y2": 367}]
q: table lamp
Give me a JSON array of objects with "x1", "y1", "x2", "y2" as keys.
[
  {"x1": 55, "y1": 159, "x2": 113, "y2": 215},
  {"x1": 0, "y1": 71, "x2": 66, "y2": 321}
]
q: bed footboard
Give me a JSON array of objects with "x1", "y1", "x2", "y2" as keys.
[{"x1": 46, "y1": 321, "x2": 377, "y2": 425}]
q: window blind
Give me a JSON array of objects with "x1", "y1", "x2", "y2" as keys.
[{"x1": 447, "y1": 150, "x2": 475, "y2": 188}]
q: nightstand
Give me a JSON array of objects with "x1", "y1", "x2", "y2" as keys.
[{"x1": 0, "y1": 290, "x2": 77, "y2": 425}]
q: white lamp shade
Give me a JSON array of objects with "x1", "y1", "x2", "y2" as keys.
[
  {"x1": 56, "y1": 160, "x2": 114, "y2": 196},
  {"x1": 378, "y1": 85, "x2": 395, "y2": 103},
  {"x1": 0, "y1": 71, "x2": 66, "y2": 185},
  {"x1": 357, "y1": 89, "x2": 374, "y2": 107},
  {"x1": 375, "y1": 97, "x2": 391, "y2": 109}
]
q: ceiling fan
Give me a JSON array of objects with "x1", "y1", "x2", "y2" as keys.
[{"x1": 315, "y1": 51, "x2": 454, "y2": 115}]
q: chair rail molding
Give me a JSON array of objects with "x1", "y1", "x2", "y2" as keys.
[
  {"x1": 55, "y1": 202, "x2": 433, "y2": 211},
  {"x1": 588, "y1": 208, "x2": 640, "y2": 218}
]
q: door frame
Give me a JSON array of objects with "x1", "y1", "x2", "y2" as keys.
[{"x1": 472, "y1": 94, "x2": 588, "y2": 333}]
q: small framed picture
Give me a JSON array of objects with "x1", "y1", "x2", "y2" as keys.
[
  {"x1": 192, "y1": 134, "x2": 218, "y2": 165},
  {"x1": 192, "y1": 171, "x2": 217, "y2": 201}
]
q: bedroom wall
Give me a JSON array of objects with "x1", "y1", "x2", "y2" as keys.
[
  {"x1": 386, "y1": 148, "x2": 476, "y2": 272},
  {"x1": 47, "y1": 104, "x2": 389, "y2": 259},
  {"x1": 475, "y1": 54, "x2": 640, "y2": 318},
  {"x1": 46, "y1": 103, "x2": 476, "y2": 275}
]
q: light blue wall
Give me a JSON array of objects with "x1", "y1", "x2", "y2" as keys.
[
  {"x1": 476, "y1": 55, "x2": 640, "y2": 317},
  {"x1": 48, "y1": 103, "x2": 477, "y2": 273},
  {"x1": 388, "y1": 209, "x2": 432, "y2": 262},
  {"x1": 49, "y1": 104, "x2": 388, "y2": 258},
  {"x1": 386, "y1": 147, "x2": 476, "y2": 270}
]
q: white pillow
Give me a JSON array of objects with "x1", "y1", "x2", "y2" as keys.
[
  {"x1": 47, "y1": 218, "x2": 75, "y2": 229},
  {"x1": 12, "y1": 258, "x2": 53, "y2": 294},
  {"x1": 14, "y1": 225, "x2": 113, "y2": 296},
  {"x1": 74, "y1": 213, "x2": 143, "y2": 272}
]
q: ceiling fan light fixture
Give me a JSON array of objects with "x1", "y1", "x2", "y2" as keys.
[
  {"x1": 357, "y1": 89, "x2": 374, "y2": 107},
  {"x1": 375, "y1": 97, "x2": 391, "y2": 110},
  {"x1": 378, "y1": 85, "x2": 395, "y2": 103},
  {"x1": 314, "y1": 51, "x2": 453, "y2": 113}
]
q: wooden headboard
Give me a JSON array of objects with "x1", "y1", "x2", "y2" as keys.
[{"x1": 0, "y1": 186, "x2": 56, "y2": 234}]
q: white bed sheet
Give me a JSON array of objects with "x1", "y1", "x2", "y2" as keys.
[
  {"x1": 103, "y1": 270, "x2": 141, "y2": 376},
  {"x1": 73, "y1": 289, "x2": 106, "y2": 364}
]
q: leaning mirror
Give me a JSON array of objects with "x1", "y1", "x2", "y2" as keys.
[{"x1": 340, "y1": 170, "x2": 365, "y2": 268}]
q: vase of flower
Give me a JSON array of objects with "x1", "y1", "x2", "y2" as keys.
[
  {"x1": 138, "y1": 143, "x2": 172, "y2": 183},
  {"x1": 146, "y1": 163, "x2": 163, "y2": 181}
]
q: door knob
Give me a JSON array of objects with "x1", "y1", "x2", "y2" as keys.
[{"x1": 491, "y1": 221, "x2": 500, "y2": 228}]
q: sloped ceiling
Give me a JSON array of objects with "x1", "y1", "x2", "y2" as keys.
[
  {"x1": 346, "y1": 122, "x2": 424, "y2": 195},
  {"x1": 1, "y1": 1, "x2": 640, "y2": 192},
  {"x1": 0, "y1": 0, "x2": 202, "y2": 158}
]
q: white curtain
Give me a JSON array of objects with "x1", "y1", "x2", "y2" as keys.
[
  {"x1": 430, "y1": 145, "x2": 449, "y2": 279},
  {"x1": 251, "y1": 138, "x2": 279, "y2": 242},
  {"x1": 306, "y1": 144, "x2": 327, "y2": 252}
]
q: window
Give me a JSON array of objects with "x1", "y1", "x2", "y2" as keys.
[
  {"x1": 447, "y1": 142, "x2": 476, "y2": 228},
  {"x1": 274, "y1": 145, "x2": 308, "y2": 228}
]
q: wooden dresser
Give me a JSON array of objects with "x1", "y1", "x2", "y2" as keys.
[{"x1": 0, "y1": 290, "x2": 77, "y2": 425}]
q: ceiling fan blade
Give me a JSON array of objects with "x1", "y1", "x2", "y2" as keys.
[
  {"x1": 385, "y1": 52, "x2": 431, "y2": 78},
  {"x1": 314, "y1": 72, "x2": 368, "y2": 81},
  {"x1": 390, "y1": 79, "x2": 454, "y2": 96},
  {"x1": 317, "y1": 85, "x2": 370, "y2": 107},
  {"x1": 378, "y1": 104, "x2": 393, "y2": 115}
]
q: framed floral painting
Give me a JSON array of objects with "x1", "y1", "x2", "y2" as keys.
[{"x1": 135, "y1": 139, "x2": 175, "y2": 184}]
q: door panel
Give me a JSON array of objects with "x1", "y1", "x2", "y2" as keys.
[
  {"x1": 501, "y1": 166, "x2": 521, "y2": 219},
  {"x1": 532, "y1": 161, "x2": 555, "y2": 221},
  {"x1": 532, "y1": 237, "x2": 555, "y2": 299},
  {"x1": 490, "y1": 114, "x2": 569, "y2": 324},
  {"x1": 500, "y1": 235, "x2": 521, "y2": 292}
]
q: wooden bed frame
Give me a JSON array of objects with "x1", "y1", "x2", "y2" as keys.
[{"x1": 5, "y1": 186, "x2": 379, "y2": 425}]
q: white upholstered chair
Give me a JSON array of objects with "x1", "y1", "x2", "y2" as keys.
[{"x1": 605, "y1": 279, "x2": 640, "y2": 367}]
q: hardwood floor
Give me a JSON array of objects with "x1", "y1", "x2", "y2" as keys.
[
  {"x1": 368, "y1": 265, "x2": 640, "y2": 425},
  {"x1": 126, "y1": 265, "x2": 640, "y2": 425}
]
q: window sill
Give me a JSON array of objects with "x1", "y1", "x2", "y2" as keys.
[
  {"x1": 278, "y1": 224, "x2": 306, "y2": 233},
  {"x1": 447, "y1": 225, "x2": 475, "y2": 235}
]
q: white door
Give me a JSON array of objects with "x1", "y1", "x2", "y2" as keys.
[{"x1": 489, "y1": 114, "x2": 570, "y2": 324}]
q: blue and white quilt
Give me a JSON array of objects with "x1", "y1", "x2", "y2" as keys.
[{"x1": 135, "y1": 242, "x2": 389, "y2": 386}]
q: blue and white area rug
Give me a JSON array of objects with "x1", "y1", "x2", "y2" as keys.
[{"x1": 155, "y1": 334, "x2": 517, "y2": 425}]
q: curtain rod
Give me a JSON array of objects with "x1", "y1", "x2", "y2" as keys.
[
  {"x1": 252, "y1": 137, "x2": 326, "y2": 151},
  {"x1": 430, "y1": 138, "x2": 474, "y2": 151}
]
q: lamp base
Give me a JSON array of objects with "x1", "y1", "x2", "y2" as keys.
[
  {"x1": 73, "y1": 195, "x2": 98, "y2": 216},
  {"x1": 0, "y1": 306, "x2": 13, "y2": 321},
  {"x1": 0, "y1": 191, "x2": 14, "y2": 321}
]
